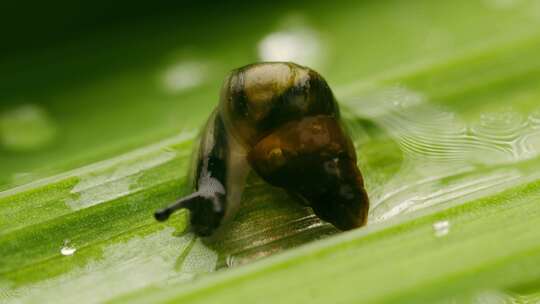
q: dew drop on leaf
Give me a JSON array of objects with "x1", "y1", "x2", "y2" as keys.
[
  {"x1": 60, "y1": 240, "x2": 77, "y2": 256},
  {"x1": 432, "y1": 220, "x2": 450, "y2": 237},
  {"x1": 0, "y1": 104, "x2": 57, "y2": 152}
]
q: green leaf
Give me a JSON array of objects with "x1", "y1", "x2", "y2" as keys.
[{"x1": 2, "y1": 1, "x2": 540, "y2": 303}]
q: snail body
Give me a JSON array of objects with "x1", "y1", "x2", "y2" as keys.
[{"x1": 155, "y1": 62, "x2": 369, "y2": 236}]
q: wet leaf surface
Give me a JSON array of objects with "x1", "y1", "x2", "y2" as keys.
[{"x1": 2, "y1": 0, "x2": 540, "y2": 303}]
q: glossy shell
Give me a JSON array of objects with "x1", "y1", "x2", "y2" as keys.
[
  {"x1": 155, "y1": 62, "x2": 369, "y2": 236},
  {"x1": 220, "y1": 62, "x2": 338, "y2": 147}
]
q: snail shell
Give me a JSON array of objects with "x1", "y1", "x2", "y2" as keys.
[{"x1": 155, "y1": 62, "x2": 369, "y2": 236}]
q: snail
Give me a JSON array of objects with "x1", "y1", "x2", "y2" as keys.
[{"x1": 155, "y1": 62, "x2": 369, "y2": 236}]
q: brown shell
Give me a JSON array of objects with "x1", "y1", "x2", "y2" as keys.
[
  {"x1": 219, "y1": 62, "x2": 338, "y2": 148},
  {"x1": 248, "y1": 115, "x2": 369, "y2": 230}
]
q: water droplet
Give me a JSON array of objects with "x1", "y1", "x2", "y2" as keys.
[
  {"x1": 257, "y1": 17, "x2": 324, "y2": 67},
  {"x1": 162, "y1": 60, "x2": 209, "y2": 93},
  {"x1": 60, "y1": 240, "x2": 77, "y2": 256},
  {"x1": 432, "y1": 220, "x2": 450, "y2": 237},
  {"x1": 0, "y1": 104, "x2": 57, "y2": 151}
]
